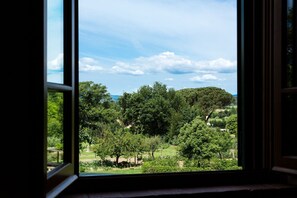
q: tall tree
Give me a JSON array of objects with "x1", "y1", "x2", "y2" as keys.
[
  {"x1": 79, "y1": 81, "x2": 119, "y2": 148},
  {"x1": 118, "y1": 82, "x2": 185, "y2": 136},
  {"x1": 177, "y1": 87, "x2": 234, "y2": 122}
]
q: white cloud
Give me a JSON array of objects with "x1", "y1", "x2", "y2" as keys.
[
  {"x1": 111, "y1": 62, "x2": 144, "y2": 76},
  {"x1": 79, "y1": 57, "x2": 104, "y2": 71},
  {"x1": 48, "y1": 53, "x2": 63, "y2": 70},
  {"x1": 190, "y1": 74, "x2": 221, "y2": 83},
  {"x1": 194, "y1": 58, "x2": 237, "y2": 73},
  {"x1": 165, "y1": 78, "x2": 174, "y2": 81},
  {"x1": 110, "y1": 51, "x2": 236, "y2": 75}
]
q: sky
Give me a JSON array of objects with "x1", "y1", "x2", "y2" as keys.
[{"x1": 47, "y1": 0, "x2": 237, "y2": 95}]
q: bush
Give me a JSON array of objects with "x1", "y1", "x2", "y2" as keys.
[{"x1": 141, "y1": 156, "x2": 182, "y2": 173}]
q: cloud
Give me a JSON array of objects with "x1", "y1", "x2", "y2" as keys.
[
  {"x1": 48, "y1": 53, "x2": 63, "y2": 70},
  {"x1": 165, "y1": 78, "x2": 174, "y2": 81},
  {"x1": 194, "y1": 58, "x2": 237, "y2": 73},
  {"x1": 111, "y1": 62, "x2": 144, "y2": 76},
  {"x1": 79, "y1": 57, "x2": 104, "y2": 71},
  {"x1": 110, "y1": 51, "x2": 236, "y2": 75},
  {"x1": 190, "y1": 74, "x2": 221, "y2": 83}
]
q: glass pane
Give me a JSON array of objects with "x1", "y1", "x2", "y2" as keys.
[
  {"x1": 47, "y1": 92, "x2": 64, "y2": 172},
  {"x1": 79, "y1": 0, "x2": 239, "y2": 175},
  {"x1": 282, "y1": 94, "x2": 297, "y2": 156},
  {"x1": 47, "y1": 0, "x2": 64, "y2": 83},
  {"x1": 283, "y1": 0, "x2": 297, "y2": 88}
]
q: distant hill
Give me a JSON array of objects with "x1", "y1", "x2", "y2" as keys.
[{"x1": 111, "y1": 95, "x2": 120, "y2": 101}]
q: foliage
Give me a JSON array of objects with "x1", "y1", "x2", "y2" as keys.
[
  {"x1": 178, "y1": 117, "x2": 232, "y2": 166},
  {"x1": 141, "y1": 156, "x2": 181, "y2": 173},
  {"x1": 142, "y1": 135, "x2": 163, "y2": 159},
  {"x1": 225, "y1": 114, "x2": 238, "y2": 136},
  {"x1": 118, "y1": 82, "x2": 188, "y2": 138},
  {"x1": 79, "y1": 81, "x2": 120, "y2": 149},
  {"x1": 47, "y1": 92, "x2": 63, "y2": 149},
  {"x1": 177, "y1": 87, "x2": 235, "y2": 121},
  {"x1": 75, "y1": 81, "x2": 239, "y2": 172},
  {"x1": 208, "y1": 118, "x2": 226, "y2": 128}
]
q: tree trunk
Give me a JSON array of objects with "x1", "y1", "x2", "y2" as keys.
[
  {"x1": 206, "y1": 110, "x2": 214, "y2": 122},
  {"x1": 116, "y1": 156, "x2": 120, "y2": 165}
]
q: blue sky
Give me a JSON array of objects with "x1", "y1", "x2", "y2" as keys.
[{"x1": 48, "y1": 0, "x2": 237, "y2": 95}]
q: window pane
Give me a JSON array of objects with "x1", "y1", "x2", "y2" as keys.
[
  {"x1": 79, "y1": 0, "x2": 239, "y2": 175},
  {"x1": 47, "y1": 92, "x2": 64, "y2": 172},
  {"x1": 47, "y1": 0, "x2": 64, "y2": 83},
  {"x1": 282, "y1": 93, "x2": 297, "y2": 156},
  {"x1": 283, "y1": 0, "x2": 297, "y2": 88}
]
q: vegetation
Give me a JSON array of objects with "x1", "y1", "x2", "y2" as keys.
[{"x1": 48, "y1": 81, "x2": 240, "y2": 173}]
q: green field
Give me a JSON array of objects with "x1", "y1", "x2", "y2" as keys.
[{"x1": 79, "y1": 145, "x2": 179, "y2": 174}]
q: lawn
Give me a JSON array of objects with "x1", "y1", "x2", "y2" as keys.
[{"x1": 79, "y1": 144, "x2": 179, "y2": 174}]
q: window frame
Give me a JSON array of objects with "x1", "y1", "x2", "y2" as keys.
[
  {"x1": 273, "y1": 0, "x2": 297, "y2": 174},
  {"x1": 45, "y1": 0, "x2": 79, "y2": 197},
  {"x1": 41, "y1": 0, "x2": 297, "y2": 196}
]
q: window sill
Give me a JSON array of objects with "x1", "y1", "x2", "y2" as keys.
[
  {"x1": 59, "y1": 183, "x2": 297, "y2": 198},
  {"x1": 58, "y1": 171, "x2": 297, "y2": 197}
]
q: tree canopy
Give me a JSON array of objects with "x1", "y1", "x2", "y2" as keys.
[
  {"x1": 178, "y1": 117, "x2": 232, "y2": 167},
  {"x1": 79, "y1": 81, "x2": 120, "y2": 147},
  {"x1": 177, "y1": 87, "x2": 235, "y2": 121},
  {"x1": 118, "y1": 82, "x2": 186, "y2": 137}
]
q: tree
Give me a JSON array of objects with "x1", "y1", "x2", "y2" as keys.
[
  {"x1": 225, "y1": 114, "x2": 238, "y2": 136},
  {"x1": 94, "y1": 128, "x2": 148, "y2": 165},
  {"x1": 47, "y1": 92, "x2": 63, "y2": 149},
  {"x1": 177, "y1": 87, "x2": 235, "y2": 122},
  {"x1": 94, "y1": 128, "x2": 132, "y2": 165},
  {"x1": 118, "y1": 82, "x2": 185, "y2": 136},
  {"x1": 212, "y1": 129, "x2": 233, "y2": 159},
  {"x1": 79, "y1": 81, "x2": 119, "y2": 149},
  {"x1": 178, "y1": 117, "x2": 219, "y2": 167},
  {"x1": 143, "y1": 136, "x2": 162, "y2": 160}
]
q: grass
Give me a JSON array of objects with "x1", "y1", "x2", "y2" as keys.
[
  {"x1": 79, "y1": 150, "x2": 98, "y2": 161},
  {"x1": 97, "y1": 167, "x2": 143, "y2": 174},
  {"x1": 79, "y1": 144, "x2": 179, "y2": 174},
  {"x1": 155, "y1": 145, "x2": 178, "y2": 158},
  {"x1": 79, "y1": 144, "x2": 240, "y2": 174}
]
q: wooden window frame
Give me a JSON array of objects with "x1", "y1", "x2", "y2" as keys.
[
  {"x1": 273, "y1": 0, "x2": 297, "y2": 174},
  {"x1": 60, "y1": 1, "x2": 297, "y2": 196},
  {"x1": 8, "y1": 0, "x2": 296, "y2": 197},
  {"x1": 45, "y1": 0, "x2": 79, "y2": 197}
]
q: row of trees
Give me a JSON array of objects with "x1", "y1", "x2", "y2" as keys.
[{"x1": 48, "y1": 81, "x2": 238, "y2": 168}]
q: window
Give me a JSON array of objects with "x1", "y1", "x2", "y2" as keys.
[
  {"x1": 7, "y1": 0, "x2": 297, "y2": 197},
  {"x1": 273, "y1": 0, "x2": 297, "y2": 173},
  {"x1": 78, "y1": 0, "x2": 239, "y2": 175},
  {"x1": 68, "y1": 0, "x2": 296, "y2": 193},
  {"x1": 45, "y1": 0, "x2": 78, "y2": 197}
]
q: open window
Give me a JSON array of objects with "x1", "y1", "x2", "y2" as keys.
[
  {"x1": 273, "y1": 0, "x2": 297, "y2": 174},
  {"x1": 45, "y1": 0, "x2": 78, "y2": 197},
  {"x1": 9, "y1": 0, "x2": 296, "y2": 197},
  {"x1": 78, "y1": 0, "x2": 239, "y2": 176}
]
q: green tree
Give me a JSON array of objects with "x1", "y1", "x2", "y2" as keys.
[
  {"x1": 47, "y1": 92, "x2": 63, "y2": 149},
  {"x1": 118, "y1": 82, "x2": 185, "y2": 136},
  {"x1": 94, "y1": 128, "x2": 132, "y2": 165},
  {"x1": 143, "y1": 135, "x2": 162, "y2": 160},
  {"x1": 177, "y1": 87, "x2": 234, "y2": 122},
  {"x1": 178, "y1": 117, "x2": 219, "y2": 167},
  {"x1": 225, "y1": 114, "x2": 238, "y2": 136},
  {"x1": 212, "y1": 129, "x2": 233, "y2": 159},
  {"x1": 79, "y1": 81, "x2": 119, "y2": 149}
]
